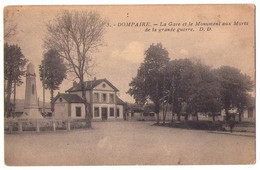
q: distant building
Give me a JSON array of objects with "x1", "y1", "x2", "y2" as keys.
[
  {"x1": 54, "y1": 78, "x2": 125, "y2": 120},
  {"x1": 127, "y1": 103, "x2": 155, "y2": 121}
]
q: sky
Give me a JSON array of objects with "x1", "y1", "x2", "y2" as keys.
[{"x1": 4, "y1": 5, "x2": 255, "y2": 103}]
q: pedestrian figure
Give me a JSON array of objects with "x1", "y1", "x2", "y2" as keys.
[{"x1": 229, "y1": 119, "x2": 236, "y2": 133}]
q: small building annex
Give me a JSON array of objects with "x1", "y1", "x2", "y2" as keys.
[{"x1": 54, "y1": 78, "x2": 125, "y2": 120}]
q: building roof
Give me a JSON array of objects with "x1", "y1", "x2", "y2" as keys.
[
  {"x1": 55, "y1": 93, "x2": 125, "y2": 105},
  {"x1": 66, "y1": 78, "x2": 119, "y2": 92},
  {"x1": 54, "y1": 93, "x2": 85, "y2": 103},
  {"x1": 116, "y1": 96, "x2": 126, "y2": 105}
]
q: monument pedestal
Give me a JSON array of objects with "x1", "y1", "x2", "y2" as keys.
[
  {"x1": 22, "y1": 63, "x2": 43, "y2": 119},
  {"x1": 22, "y1": 107, "x2": 43, "y2": 119}
]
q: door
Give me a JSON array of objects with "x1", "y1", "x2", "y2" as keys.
[{"x1": 102, "y1": 107, "x2": 108, "y2": 120}]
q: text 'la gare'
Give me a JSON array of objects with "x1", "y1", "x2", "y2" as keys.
[{"x1": 159, "y1": 22, "x2": 181, "y2": 26}]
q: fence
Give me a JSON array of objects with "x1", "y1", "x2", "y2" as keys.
[{"x1": 4, "y1": 118, "x2": 87, "y2": 134}]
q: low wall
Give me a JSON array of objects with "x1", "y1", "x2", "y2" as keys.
[{"x1": 4, "y1": 118, "x2": 87, "y2": 134}]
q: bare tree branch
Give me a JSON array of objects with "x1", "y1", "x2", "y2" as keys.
[
  {"x1": 44, "y1": 10, "x2": 107, "y2": 127},
  {"x1": 4, "y1": 9, "x2": 17, "y2": 42}
]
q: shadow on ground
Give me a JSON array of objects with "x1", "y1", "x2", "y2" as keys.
[{"x1": 154, "y1": 120, "x2": 255, "y2": 134}]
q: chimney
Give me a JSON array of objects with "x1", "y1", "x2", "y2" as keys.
[
  {"x1": 94, "y1": 77, "x2": 96, "y2": 81},
  {"x1": 73, "y1": 81, "x2": 77, "y2": 87}
]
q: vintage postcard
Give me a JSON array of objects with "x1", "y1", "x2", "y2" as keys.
[{"x1": 4, "y1": 5, "x2": 255, "y2": 165}]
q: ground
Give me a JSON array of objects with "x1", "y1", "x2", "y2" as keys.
[{"x1": 5, "y1": 121, "x2": 255, "y2": 165}]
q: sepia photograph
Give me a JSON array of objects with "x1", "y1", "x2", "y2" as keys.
[{"x1": 3, "y1": 4, "x2": 256, "y2": 166}]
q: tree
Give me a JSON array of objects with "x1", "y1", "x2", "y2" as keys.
[
  {"x1": 186, "y1": 62, "x2": 222, "y2": 121},
  {"x1": 159, "y1": 74, "x2": 172, "y2": 124},
  {"x1": 143, "y1": 103, "x2": 155, "y2": 114},
  {"x1": 4, "y1": 43, "x2": 27, "y2": 117},
  {"x1": 236, "y1": 93, "x2": 250, "y2": 122},
  {"x1": 215, "y1": 66, "x2": 253, "y2": 121},
  {"x1": 39, "y1": 49, "x2": 67, "y2": 114},
  {"x1": 44, "y1": 10, "x2": 107, "y2": 127},
  {"x1": 4, "y1": 9, "x2": 20, "y2": 117},
  {"x1": 128, "y1": 75, "x2": 148, "y2": 106},
  {"x1": 166, "y1": 59, "x2": 195, "y2": 121},
  {"x1": 128, "y1": 43, "x2": 170, "y2": 124}
]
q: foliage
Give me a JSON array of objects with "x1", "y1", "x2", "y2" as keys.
[
  {"x1": 186, "y1": 62, "x2": 222, "y2": 120},
  {"x1": 129, "y1": 51, "x2": 254, "y2": 123},
  {"x1": 39, "y1": 49, "x2": 67, "y2": 112},
  {"x1": 4, "y1": 43, "x2": 27, "y2": 117},
  {"x1": 126, "y1": 103, "x2": 144, "y2": 113},
  {"x1": 128, "y1": 43, "x2": 170, "y2": 123},
  {"x1": 165, "y1": 59, "x2": 195, "y2": 121},
  {"x1": 144, "y1": 103, "x2": 155, "y2": 114},
  {"x1": 215, "y1": 66, "x2": 253, "y2": 120},
  {"x1": 128, "y1": 75, "x2": 147, "y2": 105},
  {"x1": 157, "y1": 121, "x2": 224, "y2": 131},
  {"x1": 4, "y1": 43, "x2": 27, "y2": 86}
]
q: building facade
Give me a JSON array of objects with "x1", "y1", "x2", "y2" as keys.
[
  {"x1": 54, "y1": 93, "x2": 86, "y2": 119},
  {"x1": 54, "y1": 78, "x2": 125, "y2": 120}
]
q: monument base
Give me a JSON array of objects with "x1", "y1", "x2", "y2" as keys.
[{"x1": 22, "y1": 107, "x2": 43, "y2": 119}]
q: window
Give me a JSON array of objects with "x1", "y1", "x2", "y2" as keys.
[
  {"x1": 94, "y1": 107, "x2": 100, "y2": 117},
  {"x1": 32, "y1": 84, "x2": 35, "y2": 94},
  {"x1": 116, "y1": 108, "x2": 120, "y2": 117},
  {"x1": 102, "y1": 93, "x2": 107, "y2": 103},
  {"x1": 76, "y1": 107, "x2": 81, "y2": 117},
  {"x1": 59, "y1": 98, "x2": 63, "y2": 102},
  {"x1": 110, "y1": 108, "x2": 114, "y2": 117},
  {"x1": 94, "y1": 93, "x2": 99, "y2": 102},
  {"x1": 109, "y1": 94, "x2": 114, "y2": 103},
  {"x1": 102, "y1": 83, "x2": 106, "y2": 88}
]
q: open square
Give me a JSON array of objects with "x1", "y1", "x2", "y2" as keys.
[
  {"x1": 4, "y1": 5, "x2": 255, "y2": 166},
  {"x1": 5, "y1": 121, "x2": 255, "y2": 165}
]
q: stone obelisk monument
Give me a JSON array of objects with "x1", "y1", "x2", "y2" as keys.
[{"x1": 23, "y1": 63, "x2": 43, "y2": 119}]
